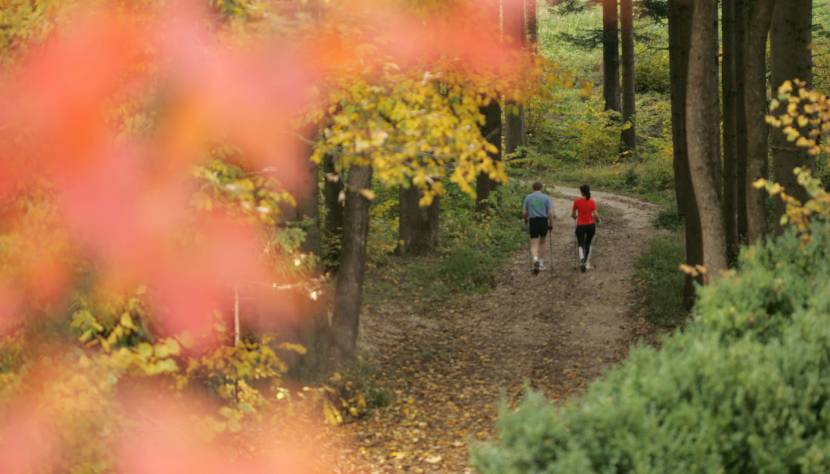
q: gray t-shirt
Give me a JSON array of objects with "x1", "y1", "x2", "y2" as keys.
[{"x1": 523, "y1": 191, "x2": 552, "y2": 219}]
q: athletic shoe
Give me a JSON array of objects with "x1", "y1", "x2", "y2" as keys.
[
  {"x1": 585, "y1": 263, "x2": 592, "y2": 271},
  {"x1": 533, "y1": 259, "x2": 541, "y2": 272},
  {"x1": 580, "y1": 263, "x2": 587, "y2": 273},
  {"x1": 538, "y1": 260, "x2": 546, "y2": 271}
]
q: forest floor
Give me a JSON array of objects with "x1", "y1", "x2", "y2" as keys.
[{"x1": 333, "y1": 187, "x2": 660, "y2": 473}]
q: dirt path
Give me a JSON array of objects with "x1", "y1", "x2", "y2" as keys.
[{"x1": 337, "y1": 187, "x2": 659, "y2": 473}]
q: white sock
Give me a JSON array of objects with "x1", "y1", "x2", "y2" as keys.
[{"x1": 578, "y1": 247, "x2": 585, "y2": 261}]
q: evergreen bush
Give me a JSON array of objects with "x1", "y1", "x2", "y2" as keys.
[{"x1": 472, "y1": 222, "x2": 830, "y2": 473}]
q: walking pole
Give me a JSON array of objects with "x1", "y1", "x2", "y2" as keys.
[
  {"x1": 588, "y1": 223, "x2": 598, "y2": 270},
  {"x1": 528, "y1": 228, "x2": 533, "y2": 274},
  {"x1": 548, "y1": 226, "x2": 554, "y2": 276}
]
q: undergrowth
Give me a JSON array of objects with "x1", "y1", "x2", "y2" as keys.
[
  {"x1": 364, "y1": 181, "x2": 526, "y2": 312},
  {"x1": 634, "y1": 231, "x2": 686, "y2": 328}
]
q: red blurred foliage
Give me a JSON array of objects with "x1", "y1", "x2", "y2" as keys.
[
  {"x1": 117, "y1": 396, "x2": 323, "y2": 474},
  {"x1": 0, "y1": 0, "x2": 528, "y2": 338},
  {"x1": 0, "y1": 400, "x2": 57, "y2": 474},
  {"x1": 0, "y1": 0, "x2": 531, "y2": 470}
]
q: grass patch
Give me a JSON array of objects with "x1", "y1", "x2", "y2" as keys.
[
  {"x1": 363, "y1": 180, "x2": 526, "y2": 312},
  {"x1": 634, "y1": 232, "x2": 687, "y2": 327}
]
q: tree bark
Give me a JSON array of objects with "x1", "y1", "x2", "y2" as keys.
[
  {"x1": 297, "y1": 159, "x2": 320, "y2": 254},
  {"x1": 771, "y1": 0, "x2": 813, "y2": 231},
  {"x1": 476, "y1": 100, "x2": 503, "y2": 212},
  {"x1": 686, "y1": 0, "x2": 727, "y2": 282},
  {"x1": 743, "y1": 0, "x2": 776, "y2": 244},
  {"x1": 669, "y1": 0, "x2": 702, "y2": 306},
  {"x1": 722, "y1": 0, "x2": 739, "y2": 264},
  {"x1": 398, "y1": 184, "x2": 439, "y2": 255},
  {"x1": 527, "y1": 0, "x2": 538, "y2": 51},
  {"x1": 620, "y1": 0, "x2": 636, "y2": 153},
  {"x1": 332, "y1": 165, "x2": 372, "y2": 360},
  {"x1": 735, "y1": 0, "x2": 749, "y2": 244},
  {"x1": 504, "y1": 0, "x2": 527, "y2": 156},
  {"x1": 602, "y1": 0, "x2": 621, "y2": 112},
  {"x1": 322, "y1": 153, "x2": 344, "y2": 267}
]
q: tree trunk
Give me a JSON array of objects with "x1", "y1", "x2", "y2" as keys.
[
  {"x1": 735, "y1": 0, "x2": 749, "y2": 244},
  {"x1": 398, "y1": 184, "x2": 439, "y2": 255},
  {"x1": 527, "y1": 0, "x2": 538, "y2": 51},
  {"x1": 771, "y1": 0, "x2": 813, "y2": 231},
  {"x1": 322, "y1": 153, "x2": 344, "y2": 268},
  {"x1": 602, "y1": 0, "x2": 621, "y2": 112},
  {"x1": 722, "y1": 0, "x2": 740, "y2": 264},
  {"x1": 504, "y1": 0, "x2": 527, "y2": 156},
  {"x1": 687, "y1": 0, "x2": 727, "y2": 282},
  {"x1": 332, "y1": 165, "x2": 372, "y2": 360},
  {"x1": 620, "y1": 0, "x2": 636, "y2": 153},
  {"x1": 743, "y1": 0, "x2": 776, "y2": 244},
  {"x1": 297, "y1": 159, "x2": 320, "y2": 254},
  {"x1": 476, "y1": 100, "x2": 503, "y2": 212},
  {"x1": 669, "y1": 0, "x2": 701, "y2": 306}
]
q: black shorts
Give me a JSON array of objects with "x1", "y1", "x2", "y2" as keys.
[
  {"x1": 576, "y1": 223, "x2": 596, "y2": 247},
  {"x1": 529, "y1": 217, "x2": 549, "y2": 238}
]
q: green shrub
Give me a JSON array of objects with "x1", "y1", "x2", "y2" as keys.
[
  {"x1": 635, "y1": 233, "x2": 686, "y2": 327},
  {"x1": 654, "y1": 207, "x2": 683, "y2": 230},
  {"x1": 472, "y1": 222, "x2": 830, "y2": 473},
  {"x1": 635, "y1": 48, "x2": 670, "y2": 95}
]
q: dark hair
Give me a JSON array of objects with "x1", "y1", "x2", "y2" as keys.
[
  {"x1": 580, "y1": 184, "x2": 591, "y2": 199},
  {"x1": 532, "y1": 181, "x2": 543, "y2": 191}
]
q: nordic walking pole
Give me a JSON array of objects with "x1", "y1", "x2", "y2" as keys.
[
  {"x1": 548, "y1": 224, "x2": 554, "y2": 276},
  {"x1": 527, "y1": 222, "x2": 532, "y2": 271},
  {"x1": 589, "y1": 221, "x2": 599, "y2": 269}
]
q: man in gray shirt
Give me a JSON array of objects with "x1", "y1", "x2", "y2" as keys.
[{"x1": 523, "y1": 181, "x2": 555, "y2": 273}]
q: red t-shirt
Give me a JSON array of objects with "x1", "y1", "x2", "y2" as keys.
[{"x1": 572, "y1": 198, "x2": 596, "y2": 226}]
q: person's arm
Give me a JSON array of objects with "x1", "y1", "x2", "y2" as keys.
[{"x1": 571, "y1": 201, "x2": 578, "y2": 220}]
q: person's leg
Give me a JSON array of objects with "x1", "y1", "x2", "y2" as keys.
[
  {"x1": 584, "y1": 224, "x2": 596, "y2": 268},
  {"x1": 530, "y1": 237, "x2": 540, "y2": 260},
  {"x1": 575, "y1": 226, "x2": 586, "y2": 263},
  {"x1": 538, "y1": 219, "x2": 549, "y2": 268}
]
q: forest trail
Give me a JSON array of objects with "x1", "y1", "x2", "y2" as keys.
[{"x1": 336, "y1": 187, "x2": 659, "y2": 473}]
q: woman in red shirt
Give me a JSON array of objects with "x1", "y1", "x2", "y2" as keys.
[{"x1": 571, "y1": 184, "x2": 601, "y2": 272}]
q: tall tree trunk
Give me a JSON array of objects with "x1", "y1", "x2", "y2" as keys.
[
  {"x1": 687, "y1": 0, "x2": 727, "y2": 282},
  {"x1": 735, "y1": 0, "x2": 749, "y2": 244},
  {"x1": 527, "y1": 0, "x2": 538, "y2": 51},
  {"x1": 297, "y1": 159, "x2": 320, "y2": 254},
  {"x1": 476, "y1": 100, "x2": 503, "y2": 212},
  {"x1": 332, "y1": 165, "x2": 372, "y2": 360},
  {"x1": 602, "y1": 0, "x2": 621, "y2": 112},
  {"x1": 322, "y1": 153, "x2": 344, "y2": 267},
  {"x1": 771, "y1": 0, "x2": 813, "y2": 231},
  {"x1": 504, "y1": 0, "x2": 527, "y2": 156},
  {"x1": 620, "y1": 0, "x2": 636, "y2": 153},
  {"x1": 398, "y1": 184, "x2": 440, "y2": 255},
  {"x1": 722, "y1": 0, "x2": 740, "y2": 264},
  {"x1": 743, "y1": 0, "x2": 776, "y2": 244},
  {"x1": 669, "y1": 0, "x2": 701, "y2": 306}
]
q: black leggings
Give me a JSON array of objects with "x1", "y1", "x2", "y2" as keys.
[{"x1": 576, "y1": 224, "x2": 596, "y2": 262}]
